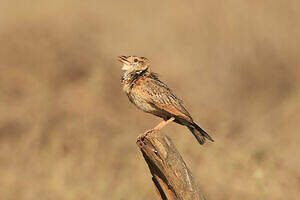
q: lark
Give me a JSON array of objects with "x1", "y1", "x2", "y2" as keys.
[{"x1": 118, "y1": 55, "x2": 214, "y2": 145}]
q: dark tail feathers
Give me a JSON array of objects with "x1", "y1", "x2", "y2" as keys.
[{"x1": 187, "y1": 122, "x2": 214, "y2": 145}]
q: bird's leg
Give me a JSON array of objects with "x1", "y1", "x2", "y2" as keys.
[
  {"x1": 153, "y1": 117, "x2": 175, "y2": 130},
  {"x1": 137, "y1": 117, "x2": 175, "y2": 142}
]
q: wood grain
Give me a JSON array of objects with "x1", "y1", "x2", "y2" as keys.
[{"x1": 136, "y1": 130, "x2": 206, "y2": 200}]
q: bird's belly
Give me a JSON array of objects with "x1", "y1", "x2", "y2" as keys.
[{"x1": 129, "y1": 93, "x2": 156, "y2": 113}]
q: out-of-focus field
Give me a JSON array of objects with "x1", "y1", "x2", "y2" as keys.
[{"x1": 0, "y1": 1, "x2": 299, "y2": 199}]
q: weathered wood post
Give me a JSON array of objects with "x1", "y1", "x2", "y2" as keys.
[{"x1": 136, "y1": 130, "x2": 206, "y2": 200}]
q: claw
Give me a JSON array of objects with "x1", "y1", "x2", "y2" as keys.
[{"x1": 137, "y1": 128, "x2": 154, "y2": 142}]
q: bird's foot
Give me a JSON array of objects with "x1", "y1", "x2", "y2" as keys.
[
  {"x1": 136, "y1": 128, "x2": 154, "y2": 142},
  {"x1": 145, "y1": 128, "x2": 155, "y2": 134}
]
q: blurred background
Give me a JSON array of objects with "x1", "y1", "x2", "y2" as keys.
[{"x1": 0, "y1": 0, "x2": 299, "y2": 199}]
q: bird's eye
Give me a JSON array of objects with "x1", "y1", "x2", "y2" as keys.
[{"x1": 134, "y1": 59, "x2": 138, "y2": 62}]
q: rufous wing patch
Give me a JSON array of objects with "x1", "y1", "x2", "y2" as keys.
[{"x1": 153, "y1": 103, "x2": 192, "y2": 122}]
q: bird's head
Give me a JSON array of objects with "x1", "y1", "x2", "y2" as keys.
[{"x1": 117, "y1": 55, "x2": 150, "y2": 73}]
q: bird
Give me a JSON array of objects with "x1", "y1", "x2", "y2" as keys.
[{"x1": 117, "y1": 55, "x2": 214, "y2": 145}]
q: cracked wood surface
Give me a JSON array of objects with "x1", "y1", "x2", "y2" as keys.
[{"x1": 136, "y1": 130, "x2": 206, "y2": 200}]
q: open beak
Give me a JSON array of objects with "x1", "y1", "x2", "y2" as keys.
[
  {"x1": 117, "y1": 56, "x2": 129, "y2": 64},
  {"x1": 118, "y1": 56, "x2": 132, "y2": 71}
]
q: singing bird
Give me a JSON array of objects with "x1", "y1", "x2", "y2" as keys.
[{"x1": 118, "y1": 55, "x2": 214, "y2": 145}]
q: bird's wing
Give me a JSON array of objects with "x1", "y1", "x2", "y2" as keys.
[{"x1": 141, "y1": 77, "x2": 193, "y2": 122}]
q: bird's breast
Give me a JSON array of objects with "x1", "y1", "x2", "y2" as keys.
[
  {"x1": 122, "y1": 82, "x2": 131, "y2": 94},
  {"x1": 126, "y1": 84, "x2": 156, "y2": 113}
]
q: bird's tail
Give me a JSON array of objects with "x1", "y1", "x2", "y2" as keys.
[{"x1": 187, "y1": 122, "x2": 214, "y2": 145}]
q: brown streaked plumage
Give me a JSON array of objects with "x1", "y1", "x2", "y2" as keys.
[{"x1": 118, "y1": 55, "x2": 214, "y2": 145}]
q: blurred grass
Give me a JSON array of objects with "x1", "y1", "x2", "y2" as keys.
[{"x1": 0, "y1": 0, "x2": 300, "y2": 199}]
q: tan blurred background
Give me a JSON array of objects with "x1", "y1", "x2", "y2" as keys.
[{"x1": 0, "y1": 0, "x2": 299, "y2": 199}]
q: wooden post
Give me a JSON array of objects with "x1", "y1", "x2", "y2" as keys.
[{"x1": 136, "y1": 130, "x2": 206, "y2": 200}]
